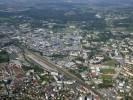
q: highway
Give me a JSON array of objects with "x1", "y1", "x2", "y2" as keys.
[{"x1": 24, "y1": 49, "x2": 103, "y2": 98}]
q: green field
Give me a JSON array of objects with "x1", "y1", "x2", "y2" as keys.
[
  {"x1": 98, "y1": 74, "x2": 113, "y2": 88},
  {"x1": 101, "y1": 74, "x2": 113, "y2": 79},
  {"x1": 100, "y1": 68, "x2": 115, "y2": 74},
  {"x1": 103, "y1": 59, "x2": 118, "y2": 67}
]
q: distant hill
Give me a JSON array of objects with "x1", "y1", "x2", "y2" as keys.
[
  {"x1": 0, "y1": 0, "x2": 133, "y2": 8},
  {"x1": 0, "y1": 0, "x2": 133, "y2": 4}
]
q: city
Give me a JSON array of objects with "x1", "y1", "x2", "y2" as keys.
[{"x1": 0, "y1": 0, "x2": 133, "y2": 100}]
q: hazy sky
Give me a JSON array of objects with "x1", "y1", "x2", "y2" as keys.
[{"x1": 0, "y1": 0, "x2": 133, "y2": 6}]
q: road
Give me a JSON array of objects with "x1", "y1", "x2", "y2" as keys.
[{"x1": 24, "y1": 49, "x2": 103, "y2": 98}]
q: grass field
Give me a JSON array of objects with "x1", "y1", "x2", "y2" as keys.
[{"x1": 100, "y1": 68, "x2": 115, "y2": 74}]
